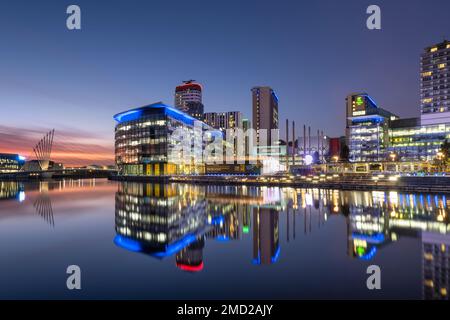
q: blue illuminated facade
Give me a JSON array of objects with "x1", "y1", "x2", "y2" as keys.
[
  {"x1": 0, "y1": 153, "x2": 25, "y2": 173},
  {"x1": 345, "y1": 93, "x2": 398, "y2": 162},
  {"x1": 114, "y1": 102, "x2": 212, "y2": 176}
]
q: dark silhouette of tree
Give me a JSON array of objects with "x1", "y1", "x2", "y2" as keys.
[
  {"x1": 340, "y1": 145, "x2": 350, "y2": 162},
  {"x1": 440, "y1": 139, "x2": 450, "y2": 162}
]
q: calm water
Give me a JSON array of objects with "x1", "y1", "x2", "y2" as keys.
[{"x1": 0, "y1": 179, "x2": 449, "y2": 299}]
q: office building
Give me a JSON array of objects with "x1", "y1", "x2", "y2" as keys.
[
  {"x1": 345, "y1": 93, "x2": 398, "y2": 162},
  {"x1": 204, "y1": 111, "x2": 243, "y2": 131},
  {"x1": 242, "y1": 118, "x2": 251, "y2": 157},
  {"x1": 251, "y1": 86, "x2": 279, "y2": 147},
  {"x1": 345, "y1": 42, "x2": 450, "y2": 164},
  {"x1": 420, "y1": 40, "x2": 450, "y2": 125},
  {"x1": 0, "y1": 153, "x2": 25, "y2": 173},
  {"x1": 114, "y1": 102, "x2": 213, "y2": 176},
  {"x1": 174, "y1": 80, "x2": 204, "y2": 120},
  {"x1": 387, "y1": 118, "x2": 450, "y2": 161}
]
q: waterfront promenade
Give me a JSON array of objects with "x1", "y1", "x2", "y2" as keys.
[{"x1": 110, "y1": 173, "x2": 450, "y2": 193}]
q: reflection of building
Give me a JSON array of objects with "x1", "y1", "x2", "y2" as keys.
[
  {"x1": 0, "y1": 153, "x2": 25, "y2": 173},
  {"x1": 174, "y1": 80, "x2": 204, "y2": 120},
  {"x1": 345, "y1": 190, "x2": 450, "y2": 262},
  {"x1": 253, "y1": 208, "x2": 280, "y2": 265},
  {"x1": 114, "y1": 182, "x2": 208, "y2": 257},
  {"x1": 0, "y1": 182, "x2": 24, "y2": 201},
  {"x1": 176, "y1": 237, "x2": 205, "y2": 272},
  {"x1": 22, "y1": 160, "x2": 64, "y2": 172},
  {"x1": 204, "y1": 111, "x2": 243, "y2": 131},
  {"x1": 114, "y1": 102, "x2": 213, "y2": 176},
  {"x1": 114, "y1": 182, "x2": 286, "y2": 270},
  {"x1": 422, "y1": 232, "x2": 450, "y2": 300}
]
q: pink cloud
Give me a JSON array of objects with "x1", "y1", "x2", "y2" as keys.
[{"x1": 0, "y1": 125, "x2": 114, "y2": 167}]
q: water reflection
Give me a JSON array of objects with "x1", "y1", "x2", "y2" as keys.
[
  {"x1": 114, "y1": 182, "x2": 450, "y2": 299},
  {"x1": 0, "y1": 181, "x2": 25, "y2": 201},
  {"x1": 0, "y1": 180, "x2": 449, "y2": 299}
]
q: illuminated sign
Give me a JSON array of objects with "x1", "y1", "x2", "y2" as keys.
[
  {"x1": 355, "y1": 96, "x2": 364, "y2": 106},
  {"x1": 352, "y1": 110, "x2": 366, "y2": 116}
]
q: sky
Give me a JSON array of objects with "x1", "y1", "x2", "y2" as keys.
[{"x1": 0, "y1": 0, "x2": 449, "y2": 166}]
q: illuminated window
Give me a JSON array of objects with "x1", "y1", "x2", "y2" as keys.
[
  {"x1": 421, "y1": 71, "x2": 432, "y2": 77},
  {"x1": 422, "y1": 98, "x2": 433, "y2": 104},
  {"x1": 430, "y1": 47, "x2": 438, "y2": 52},
  {"x1": 438, "y1": 63, "x2": 446, "y2": 69},
  {"x1": 447, "y1": 44, "x2": 450, "y2": 49}
]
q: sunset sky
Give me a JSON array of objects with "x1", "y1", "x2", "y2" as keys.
[{"x1": 1, "y1": 0, "x2": 449, "y2": 166}]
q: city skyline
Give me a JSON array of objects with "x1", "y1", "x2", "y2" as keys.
[{"x1": 1, "y1": 0, "x2": 450, "y2": 166}]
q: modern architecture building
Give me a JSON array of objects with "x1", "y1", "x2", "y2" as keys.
[
  {"x1": 204, "y1": 111, "x2": 244, "y2": 161},
  {"x1": 345, "y1": 41, "x2": 450, "y2": 165},
  {"x1": 0, "y1": 153, "x2": 25, "y2": 173},
  {"x1": 387, "y1": 118, "x2": 450, "y2": 162},
  {"x1": 420, "y1": 40, "x2": 450, "y2": 125},
  {"x1": 242, "y1": 118, "x2": 251, "y2": 156},
  {"x1": 345, "y1": 93, "x2": 398, "y2": 162},
  {"x1": 114, "y1": 102, "x2": 214, "y2": 176},
  {"x1": 204, "y1": 111, "x2": 243, "y2": 131},
  {"x1": 252, "y1": 207, "x2": 280, "y2": 265},
  {"x1": 422, "y1": 232, "x2": 450, "y2": 300},
  {"x1": 0, "y1": 181, "x2": 24, "y2": 200},
  {"x1": 174, "y1": 80, "x2": 204, "y2": 120},
  {"x1": 251, "y1": 86, "x2": 279, "y2": 147}
]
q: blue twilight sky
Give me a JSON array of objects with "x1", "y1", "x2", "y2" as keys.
[{"x1": 0, "y1": 0, "x2": 449, "y2": 163}]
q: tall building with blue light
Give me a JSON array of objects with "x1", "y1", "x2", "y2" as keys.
[{"x1": 345, "y1": 93, "x2": 398, "y2": 162}]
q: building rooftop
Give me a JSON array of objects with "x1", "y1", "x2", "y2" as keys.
[
  {"x1": 114, "y1": 102, "x2": 199, "y2": 125},
  {"x1": 423, "y1": 39, "x2": 449, "y2": 52}
]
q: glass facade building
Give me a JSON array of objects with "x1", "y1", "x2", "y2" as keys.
[
  {"x1": 114, "y1": 102, "x2": 214, "y2": 176},
  {"x1": 388, "y1": 118, "x2": 450, "y2": 161},
  {"x1": 346, "y1": 93, "x2": 398, "y2": 162},
  {"x1": 0, "y1": 153, "x2": 25, "y2": 173}
]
